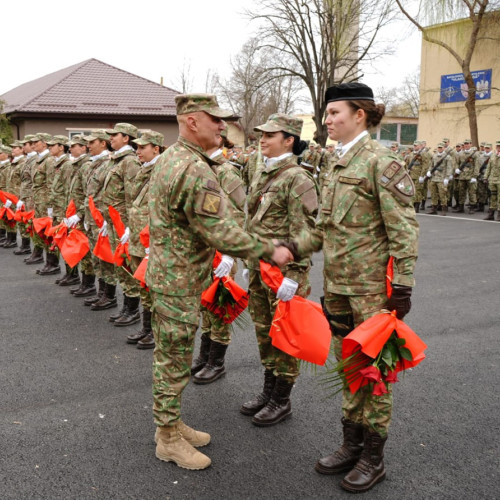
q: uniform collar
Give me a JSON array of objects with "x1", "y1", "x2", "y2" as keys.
[
  {"x1": 335, "y1": 133, "x2": 371, "y2": 168},
  {"x1": 142, "y1": 155, "x2": 161, "y2": 167},
  {"x1": 264, "y1": 152, "x2": 293, "y2": 169},
  {"x1": 13, "y1": 154, "x2": 25, "y2": 163},
  {"x1": 339, "y1": 130, "x2": 369, "y2": 158}
]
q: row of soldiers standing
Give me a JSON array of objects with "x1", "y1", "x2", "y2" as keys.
[{"x1": 401, "y1": 138, "x2": 500, "y2": 219}]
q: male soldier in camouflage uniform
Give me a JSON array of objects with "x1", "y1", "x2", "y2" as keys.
[
  {"x1": 240, "y1": 114, "x2": 318, "y2": 426},
  {"x1": 191, "y1": 126, "x2": 247, "y2": 383},
  {"x1": 0, "y1": 145, "x2": 12, "y2": 246},
  {"x1": 475, "y1": 142, "x2": 491, "y2": 212},
  {"x1": 484, "y1": 141, "x2": 500, "y2": 220},
  {"x1": 301, "y1": 141, "x2": 321, "y2": 175},
  {"x1": 147, "y1": 93, "x2": 292, "y2": 470},
  {"x1": 242, "y1": 141, "x2": 260, "y2": 191},
  {"x1": 426, "y1": 143, "x2": 453, "y2": 215},
  {"x1": 284, "y1": 83, "x2": 419, "y2": 493},
  {"x1": 416, "y1": 141, "x2": 432, "y2": 210},
  {"x1": 453, "y1": 139, "x2": 479, "y2": 213},
  {"x1": 451, "y1": 142, "x2": 463, "y2": 206},
  {"x1": 101, "y1": 123, "x2": 141, "y2": 324},
  {"x1": 406, "y1": 141, "x2": 424, "y2": 212},
  {"x1": 125, "y1": 129, "x2": 165, "y2": 349}
]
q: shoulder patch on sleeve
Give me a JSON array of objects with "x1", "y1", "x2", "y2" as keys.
[
  {"x1": 379, "y1": 161, "x2": 401, "y2": 185},
  {"x1": 380, "y1": 170, "x2": 415, "y2": 204},
  {"x1": 201, "y1": 192, "x2": 222, "y2": 215}
]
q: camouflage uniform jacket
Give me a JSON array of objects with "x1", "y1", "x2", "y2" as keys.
[
  {"x1": 32, "y1": 152, "x2": 54, "y2": 217},
  {"x1": 0, "y1": 160, "x2": 9, "y2": 191},
  {"x1": 243, "y1": 152, "x2": 260, "y2": 189},
  {"x1": 20, "y1": 153, "x2": 38, "y2": 206},
  {"x1": 476, "y1": 152, "x2": 491, "y2": 181},
  {"x1": 7, "y1": 156, "x2": 25, "y2": 196},
  {"x1": 296, "y1": 134, "x2": 419, "y2": 295},
  {"x1": 485, "y1": 153, "x2": 500, "y2": 184},
  {"x1": 246, "y1": 155, "x2": 318, "y2": 271},
  {"x1": 49, "y1": 155, "x2": 72, "y2": 221},
  {"x1": 128, "y1": 160, "x2": 156, "y2": 257},
  {"x1": 85, "y1": 156, "x2": 111, "y2": 228},
  {"x1": 67, "y1": 154, "x2": 91, "y2": 220},
  {"x1": 101, "y1": 148, "x2": 141, "y2": 227},
  {"x1": 146, "y1": 136, "x2": 274, "y2": 306},
  {"x1": 301, "y1": 150, "x2": 321, "y2": 168},
  {"x1": 405, "y1": 151, "x2": 424, "y2": 180},
  {"x1": 457, "y1": 149, "x2": 479, "y2": 180},
  {"x1": 429, "y1": 152, "x2": 453, "y2": 182}
]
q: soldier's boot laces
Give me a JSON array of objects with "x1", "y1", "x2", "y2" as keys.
[
  {"x1": 193, "y1": 341, "x2": 228, "y2": 384},
  {"x1": 251, "y1": 377, "x2": 293, "y2": 426},
  {"x1": 315, "y1": 418, "x2": 364, "y2": 475},
  {"x1": 113, "y1": 296, "x2": 140, "y2": 326},
  {"x1": 340, "y1": 430, "x2": 387, "y2": 493},
  {"x1": 191, "y1": 333, "x2": 212, "y2": 374},
  {"x1": 155, "y1": 425, "x2": 211, "y2": 470},
  {"x1": 155, "y1": 420, "x2": 211, "y2": 447},
  {"x1": 240, "y1": 369, "x2": 276, "y2": 416}
]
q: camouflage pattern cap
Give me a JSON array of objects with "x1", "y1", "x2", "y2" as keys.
[
  {"x1": 85, "y1": 129, "x2": 111, "y2": 142},
  {"x1": 496, "y1": 141, "x2": 500, "y2": 146},
  {"x1": 254, "y1": 113, "x2": 303, "y2": 137},
  {"x1": 105, "y1": 123, "x2": 138, "y2": 139},
  {"x1": 442, "y1": 138, "x2": 450, "y2": 142},
  {"x1": 32, "y1": 133, "x2": 52, "y2": 143},
  {"x1": 21, "y1": 134, "x2": 36, "y2": 143},
  {"x1": 309, "y1": 141, "x2": 317, "y2": 147},
  {"x1": 480, "y1": 141, "x2": 486, "y2": 146},
  {"x1": 0, "y1": 144, "x2": 12, "y2": 154},
  {"x1": 10, "y1": 140, "x2": 24, "y2": 148},
  {"x1": 391, "y1": 142, "x2": 399, "y2": 148},
  {"x1": 47, "y1": 135, "x2": 69, "y2": 146},
  {"x1": 133, "y1": 129, "x2": 164, "y2": 147},
  {"x1": 69, "y1": 134, "x2": 88, "y2": 146},
  {"x1": 457, "y1": 142, "x2": 464, "y2": 146},
  {"x1": 464, "y1": 139, "x2": 472, "y2": 143},
  {"x1": 413, "y1": 140, "x2": 421, "y2": 146},
  {"x1": 175, "y1": 93, "x2": 233, "y2": 118},
  {"x1": 437, "y1": 142, "x2": 444, "y2": 148},
  {"x1": 484, "y1": 142, "x2": 492, "y2": 148}
]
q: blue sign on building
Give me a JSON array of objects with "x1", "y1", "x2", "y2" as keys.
[{"x1": 440, "y1": 69, "x2": 492, "y2": 103}]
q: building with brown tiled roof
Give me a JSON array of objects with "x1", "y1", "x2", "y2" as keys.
[{"x1": 1, "y1": 58, "x2": 181, "y2": 144}]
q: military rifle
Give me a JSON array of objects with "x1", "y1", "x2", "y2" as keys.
[
  {"x1": 407, "y1": 153, "x2": 421, "y2": 172},
  {"x1": 479, "y1": 157, "x2": 490, "y2": 178},
  {"x1": 429, "y1": 149, "x2": 452, "y2": 175},
  {"x1": 454, "y1": 149, "x2": 477, "y2": 178}
]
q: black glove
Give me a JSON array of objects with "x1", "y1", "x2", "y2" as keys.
[
  {"x1": 386, "y1": 284, "x2": 412, "y2": 319},
  {"x1": 277, "y1": 240, "x2": 301, "y2": 261}
]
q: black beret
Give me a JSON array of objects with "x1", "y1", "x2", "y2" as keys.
[{"x1": 325, "y1": 83, "x2": 374, "y2": 103}]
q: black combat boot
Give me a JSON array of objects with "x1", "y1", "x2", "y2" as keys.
[
  {"x1": 420, "y1": 199, "x2": 426, "y2": 210},
  {"x1": 315, "y1": 418, "x2": 364, "y2": 474},
  {"x1": 452, "y1": 204, "x2": 464, "y2": 213},
  {"x1": 84, "y1": 278, "x2": 105, "y2": 305},
  {"x1": 484, "y1": 209, "x2": 495, "y2": 220},
  {"x1": 468, "y1": 203, "x2": 477, "y2": 214},
  {"x1": 252, "y1": 377, "x2": 294, "y2": 426},
  {"x1": 39, "y1": 253, "x2": 61, "y2": 275},
  {"x1": 413, "y1": 202, "x2": 420, "y2": 213},
  {"x1": 193, "y1": 341, "x2": 228, "y2": 384},
  {"x1": 127, "y1": 309, "x2": 152, "y2": 344},
  {"x1": 240, "y1": 369, "x2": 277, "y2": 416},
  {"x1": 113, "y1": 296, "x2": 140, "y2": 326},
  {"x1": 14, "y1": 237, "x2": 31, "y2": 255},
  {"x1": 0, "y1": 228, "x2": 6, "y2": 245},
  {"x1": 73, "y1": 274, "x2": 97, "y2": 297},
  {"x1": 109, "y1": 295, "x2": 129, "y2": 322},
  {"x1": 59, "y1": 266, "x2": 80, "y2": 286},
  {"x1": 191, "y1": 333, "x2": 212, "y2": 374},
  {"x1": 426, "y1": 205, "x2": 438, "y2": 215},
  {"x1": 137, "y1": 331, "x2": 155, "y2": 349},
  {"x1": 90, "y1": 283, "x2": 117, "y2": 310},
  {"x1": 25, "y1": 246, "x2": 44, "y2": 264},
  {"x1": 3, "y1": 232, "x2": 18, "y2": 248},
  {"x1": 340, "y1": 430, "x2": 387, "y2": 493},
  {"x1": 478, "y1": 203, "x2": 485, "y2": 212},
  {"x1": 441, "y1": 205, "x2": 448, "y2": 216}
]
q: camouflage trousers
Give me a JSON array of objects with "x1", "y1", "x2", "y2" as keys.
[
  {"x1": 430, "y1": 181, "x2": 448, "y2": 206},
  {"x1": 457, "y1": 179, "x2": 477, "y2": 205},
  {"x1": 447, "y1": 178, "x2": 456, "y2": 204},
  {"x1": 130, "y1": 255, "x2": 151, "y2": 310},
  {"x1": 488, "y1": 185, "x2": 498, "y2": 210},
  {"x1": 248, "y1": 267, "x2": 311, "y2": 384},
  {"x1": 151, "y1": 292, "x2": 199, "y2": 427},
  {"x1": 325, "y1": 292, "x2": 392, "y2": 437},
  {"x1": 476, "y1": 180, "x2": 489, "y2": 205},
  {"x1": 416, "y1": 177, "x2": 428, "y2": 203}
]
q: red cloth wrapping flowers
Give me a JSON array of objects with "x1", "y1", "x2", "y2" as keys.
[
  {"x1": 108, "y1": 206, "x2": 130, "y2": 266},
  {"x1": 88, "y1": 196, "x2": 114, "y2": 264}
]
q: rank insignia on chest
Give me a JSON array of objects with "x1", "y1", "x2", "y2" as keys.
[{"x1": 202, "y1": 192, "x2": 221, "y2": 214}]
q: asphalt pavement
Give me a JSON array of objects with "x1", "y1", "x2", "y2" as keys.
[{"x1": 1, "y1": 209, "x2": 499, "y2": 499}]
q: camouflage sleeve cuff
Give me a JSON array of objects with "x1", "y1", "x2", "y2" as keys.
[{"x1": 258, "y1": 238, "x2": 275, "y2": 260}]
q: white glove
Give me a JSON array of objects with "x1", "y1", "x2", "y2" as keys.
[
  {"x1": 418, "y1": 176, "x2": 425, "y2": 184},
  {"x1": 66, "y1": 214, "x2": 80, "y2": 228},
  {"x1": 443, "y1": 178, "x2": 449, "y2": 187},
  {"x1": 449, "y1": 175, "x2": 454, "y2": 180},
  {"x1": 276, "y1": 277, "x2": 298, "y2": 302},
  {"x1": 99, "y1": 220, "x2": 108, "y2": 237},
  {"x1": 470, "y1": 178, "x2": 477, "y2": 184},
  {"x1": 214, "y1": 254, "x2": 234, "y2": 278},
  {"x1": 455, "y1": 168, "x2": 461, "y2": 175},
  {"x1": 313, "y1": 174, "x2": 318, "y2": 179},
  {"x1": 242, "y1": 268, "x2": 249, "y2": 285},
  {"x1": 426, "y1": 171, "x2": 432, "y2": 178},
  {"x1": 120, "y1": 226, "x2": 130, "y2": 244},
  {"x1": 145, "y1": 247, "x2": 150, "y2": 255},
  {"x1": 16, "y1": 200, "x2": 24, "y2": 210},
  {"x1": 84, "y1": 221, "x2": 89, "y2": 231},
  {"x1": 4, "y1": 200, "x2": 12, "y2": 209},
  {"x1": 47, "y1": 207, "x2": 53, "y2": 218}
]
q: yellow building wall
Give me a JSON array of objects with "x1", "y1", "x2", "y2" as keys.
[{"x1": 419, "y1": 14, "x2": 500, "y2": 147}]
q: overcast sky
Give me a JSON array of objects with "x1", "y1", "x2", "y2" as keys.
[{"x1": 1, "y1": 0, "x2": 421, "y2": 109}]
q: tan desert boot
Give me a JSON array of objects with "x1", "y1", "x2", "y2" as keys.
[
  {"x1": 156, "y1": 425, "x2": 211, "y2": 470},
  {"x1": 155, "y1": 421, "x2": 211, "y2": 447}
]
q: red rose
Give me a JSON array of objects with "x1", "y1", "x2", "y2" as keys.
[
  {"x1": 372, "y1": 381, "x2": 389, "y2": 396},
  {"x1": 384, "y1": 369, "x2": 399, "y2": 384},
  {"x1": 360, "y1": 365, "x2": 382, "y2": 382}
]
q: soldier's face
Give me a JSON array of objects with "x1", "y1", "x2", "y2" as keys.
[
  {"x1": 12, "y1": 146, "x2": 23, "y2": 157},
  {"x1": 260, "y1": 131, "x2": 293, "y2": 158},
  {"x1": 33, "y1": 140, "x2": 45, "y2": 153},
  {"x1": 325, "y1": 101, "x2": 363, "y2": 143},
  {"x1": 137, "y1": 144, "x2": 158, "y2": 163},
  {"x1": 110, "y1": 133, "x2": 129, "y2": 151},
  {"x1": 0, "y1": 153, "x2": 7, "y2": 161},
  {"x1": 194, "y1": 112, "x2": 226, "y2": 152},
  {"x1": 23, "y1": 142, "x2": 33, "y2": 154},
  {"x1": 49, "y1": 144, "x2": 64, "y2": 157},
  {"x1": 87, "y1": 139, "x2": 107, "y2": 156},
  {"x1": 70, "y1": 144, "x2": 87, "y2": 158}
]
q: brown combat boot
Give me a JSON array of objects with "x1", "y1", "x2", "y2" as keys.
[
  {"x1": 193, "y1": 341, "x2": 228, "y2": 384},
  {"x1": 315, "y1": 418, "x2": 364, "y2": 474},
  {"x1": 340, "y1": 430, "x2": 387, "y2": 493},
  {"x1": 73, "y1": 273, "x2": 97, "y2": 297},
  {"x1": 113, "y1": 296, "x2": 140, "y2": 326},
  {"x1": 90, "y1": 283, "x2": 117, "y2": 310},
  {"x1": 127, "y1": 309, "x2": 152, "y2": 344},
  {"x1": 25, "y1": 246, "x2": 44, "y2": 265},
  {"x1": 84, "y1": 278, "x2": 105, "y2": 306},
  {"x1": 452, "y1": 204, "x2": 464, "y2": 213},
  {"x1": 13, "y1": 237, "x2": 31, "y2": 255},
  {"x1": 155, "y1": 420, "x2": 211, "y2": 447},
  {"x1": 155, "y1": 424, "x2": 211, "y2": 470},
  {"x1": 441, "y1": 205, "x2": 448, "y2": 216},
  {"x1": 191, "y1": 333, "x2": 212, "y2": 374},
  {"x1": 39, "y1": 252, "x2": 61, "y2": 275},
  {"x1": 426, "y1": 205, "x2": 438, "y2": 215},
  {"x1": 484, "y1": 209, "x2": 495, "y2": 220},
  {"x1": 240, "y1": 369, "x2": 276, "y2": 416},
  {"x1": 251, "y1": 377, "x2": 293, "y2": 426}
]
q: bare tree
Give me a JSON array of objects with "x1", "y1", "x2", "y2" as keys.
[
  {"x1": 0, "y1": 100, "x2": 13, "y2": 144},
  {"x1": 247, "y1": 0, "x2": 396, "y2": 145},
  {"x1": 395, "y1": 0, "x2": 500, "y2": 147},
  {"x1": 167, "y1": 59, "x2": 194, "y2": 94},
  {"x1": 376, "y1": 70, "x2": 420, "y2": 118}
]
